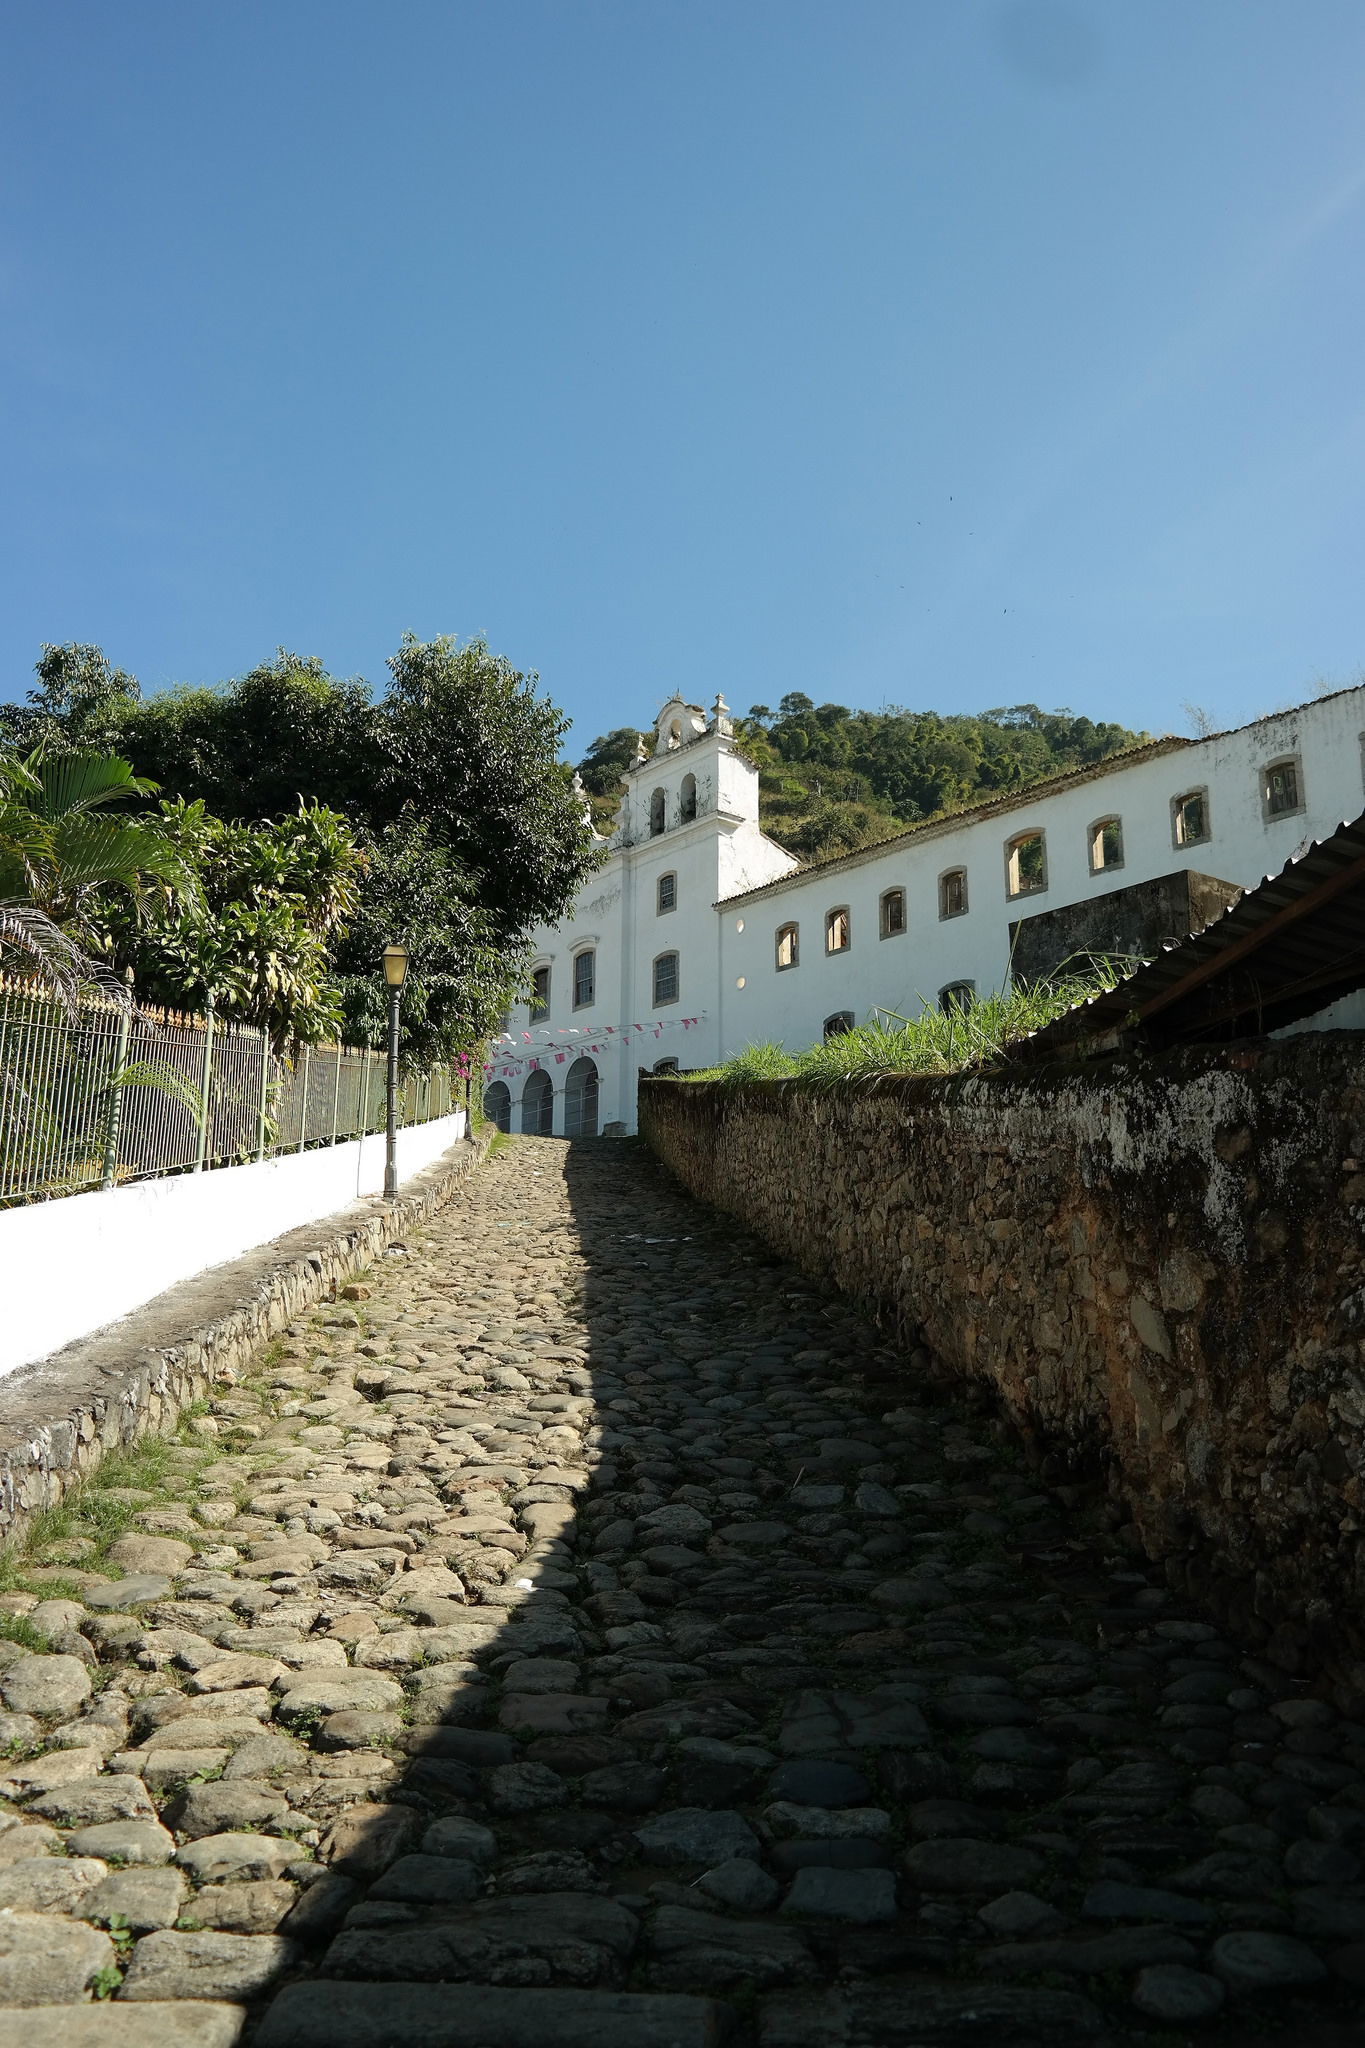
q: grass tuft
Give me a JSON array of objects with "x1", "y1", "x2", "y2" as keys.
[{"x1": 679, "y1": 961, "x2": 1136, "y2": 1091}]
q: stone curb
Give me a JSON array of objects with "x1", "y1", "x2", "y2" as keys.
[{"x1": 0, "y1": 1127, "x2": 495, "y2": 1546}]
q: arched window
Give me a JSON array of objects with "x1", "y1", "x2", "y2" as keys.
[
  {"x1": 653, "y1": 1057, "x2": 679, "y2": 1075},
  {"x1": 1005, "y1": 831, "x2": 1046, "y2": 899},
  {"x1": 520, "y1": 1068, "x2": 554, "y2": 1136},
  {"x1": 482, "y1": 1081, "x2": 511, "y2": 1133},
  {"x1": 1171, "y1": 788, "x2": 1210, "y2": 848},
  {"x1": 680, "y1": 773, "x2": 697, "y2": 823},
  {"x1": 880, "y1": 888, "x2": 906, "y2": 939},
  {"x1": 649, "y1": 788, "x2": 667, "y2": 836},
  {"x1": 572, "y1": 948, "x2": 595, "y2": 1010},
  {"x1": 939, "y1": 868, "x2": 968, "y2": 919},
  {"x1": 775, "y1": 923, "x2": 799, "y2": 971},
  {"x1": 824, "y1": 1012, "x2": 855, "y2": 1038},
  {"x1": 530, "y1": 965, "x2": 551, "y2": 1021},
  {"x1": 564, "y1": 1057, "x2": 599, "y2": 1138},
  {"x1": 653, "y1": 951, "x2": 680, "y2": 1006},
  {"x1": 1089, "y1": 817, "x2": 1123, "y2": 873},
  {"x1": 940, "y1": 981, "x2": 975, "y2": 1014},
  {"x1": 825, "y1": 907, "x2": 850, "y2": 953},
  {"x1": 657, "y1": 872, "x2": 676, "y2": 914}
]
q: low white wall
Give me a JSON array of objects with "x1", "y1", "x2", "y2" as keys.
[{"x1": 0, "y1": 1110, "x2": 468, "y2": 1379}]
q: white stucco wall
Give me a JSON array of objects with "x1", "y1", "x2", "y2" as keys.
[
  {"x1": 0, "y1": 1109, "x2": 467, "y2": 1379},
  {"x1": 500, "y1": 685, "x2": 1365, "y2": 1134},
  {"x1": 719, "y1": 690, "x2": 1365, "y2": 1061}
]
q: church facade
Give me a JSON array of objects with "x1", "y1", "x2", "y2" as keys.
[{"x1": 485, "y1": 682, "x2": 1365, "y2": 1136}]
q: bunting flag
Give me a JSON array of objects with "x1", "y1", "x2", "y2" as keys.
[{"x1": 481, "y1": 1010, "x2": 710, "y2": 1084}]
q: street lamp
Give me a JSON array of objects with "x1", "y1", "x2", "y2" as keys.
[{"x1": 382, "y1": 944, "x2": 409, "y2": 1198}]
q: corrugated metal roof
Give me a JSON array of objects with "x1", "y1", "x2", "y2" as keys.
[{"x1": 1024, "y1": 811, "x2": 1365, "y2": 1055}]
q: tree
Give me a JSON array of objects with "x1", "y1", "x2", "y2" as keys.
[
  {"x1": 578, "y1": 728, "x2": 646, "y2": 798},
  {"x1": 101, "y1": 797, "x2": 364, "y2": 1053},
  {"x1": 111, "y1": 650, "x2": 380, "y2": 824},
  {"x1": 37, "y1": 635, "x2": 601, "y2": 951},
  {"x1": 0, "y1": 750, "x2": 194, "y2": 945},
  {"x1": 2, "y1": 644, "x2": 140, "y2": 755},
  {"x1": 333, "y1": 813, "x2": 518, "y2": 1068},
  {"x1": 381, "y1": 634, "x2": 600, "y2": 939}
]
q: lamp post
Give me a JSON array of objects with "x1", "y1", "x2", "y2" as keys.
[{"x1": 382, "y1": 943, "x2": 409, "y2": 1198}]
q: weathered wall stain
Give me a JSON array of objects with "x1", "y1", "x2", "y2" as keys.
[{"x1": 639, "y1": 1038, "x2": 1365, "y2": 1704}]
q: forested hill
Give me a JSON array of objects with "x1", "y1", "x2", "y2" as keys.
[{"x1": 578, "y1": 695, "x2": 1150, "y2": 862}]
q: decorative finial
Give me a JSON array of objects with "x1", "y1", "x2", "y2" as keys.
[{"x1": 712, "y1": 692, "x2": 733, "y2": 737}]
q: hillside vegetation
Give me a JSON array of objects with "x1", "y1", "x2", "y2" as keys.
[{"x1": 579, "y1": 694, "x2": 1149, "y2": 861}]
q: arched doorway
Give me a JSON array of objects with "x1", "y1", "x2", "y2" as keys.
[
  {"x1": 564, "y1": 1057, "x2": 599, "y2": 1138},
  {"x1": 520, "y1": 1069, "x2": 554, "y2": 1136},
  {"x1": 482, "y1": 1081, "x2": 511, "y2": 1133}
]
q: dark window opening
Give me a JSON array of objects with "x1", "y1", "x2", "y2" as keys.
[
  {"x1": 939, "y1": 869, "x2": 968, "y2": 919},
  {"x1": 530, "y1": 966, "x2": 550, "y2": 1021}
]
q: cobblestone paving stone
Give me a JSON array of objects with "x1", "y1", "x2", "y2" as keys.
[{"x1": 5, "y1": 1137, "x2": 1365, "y2": 2044}]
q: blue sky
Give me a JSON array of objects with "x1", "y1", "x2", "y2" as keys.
[{"x1": 3, "y1": 0, "x2": 1365, "y2": 753}]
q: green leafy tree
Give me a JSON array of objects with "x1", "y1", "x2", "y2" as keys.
[
  {"x1": 0, "y1": 750, "x2": 194, "y2": 944},
  {"x1": 110, "y1": 650, "x2": 380, "y2": 824},
  {"x1": 1, "y1": 645, "x2": 141, "y2": 755},
  {"x1": 578, "y1": 727, "x2": 646, "y2": 797},
  {"x1": 30, "y1": 636, "x2": 600, "y2": 954},
  {"x1": 381, "y1": 634, "x2": 599, "y2": 938},
  {"x1": 333, "y1": 813, "x2": 518, "y2": 1068},
  {"x1": 105, "y1": 798, "x2": 364, "y2": 1052}
]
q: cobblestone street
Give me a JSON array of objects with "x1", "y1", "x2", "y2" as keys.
[{"x1": 1, "y1": 1137, "x2": 1365, "y2": 2044}]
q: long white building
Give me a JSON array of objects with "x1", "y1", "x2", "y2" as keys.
[{"x1": 485, "y1": 684, "x2": 1365, "y2": 1136}]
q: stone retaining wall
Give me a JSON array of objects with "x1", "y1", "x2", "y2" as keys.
[
  {"x1": 0, "y1": 1131, "x2": 492, "y2": 1547},
  {"x1": 638, "y1": 1038, "x2": 1365, "y2": 1704}
]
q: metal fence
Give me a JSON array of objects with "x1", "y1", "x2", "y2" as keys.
[{"x1": 0, "y1": 976, "x2": 464, "y2": 1207}]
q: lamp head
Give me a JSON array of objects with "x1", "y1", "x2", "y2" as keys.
[{"x1": 382, "y1": 943, "x2": 410, "y2": 989}]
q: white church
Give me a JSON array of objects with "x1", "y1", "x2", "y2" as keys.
[{"x1": 484, "y1": 682, "x2": 1365, "y2": 1136}]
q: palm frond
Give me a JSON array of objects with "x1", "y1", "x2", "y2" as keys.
[
  {"x1": 0, "y1": 901, "x2": 129, "y2": 1015},
  {"x1": 28, "y1": 752, "x2": 160, "y2": 822},
  {"x1": 107, "y1": 1059, "x2": 206, "y2": 1128},
  {"x1": 44, "y1": 817, "x2": 198, "y2": 904}
]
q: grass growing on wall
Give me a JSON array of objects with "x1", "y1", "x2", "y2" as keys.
[{"x1": 677, "y1": 964, "x2": 1133, "y2": 1090}]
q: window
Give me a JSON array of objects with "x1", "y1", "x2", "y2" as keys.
[
  {"x1": 940, "y1": 981, "x2": 975, "y2": 1014},
  {"x1": 680, "y1": 773, "x2": 697, "y2": 823},
  {"x1": 775, "y1": 922, "x2": 799, "y2": 970},
  {"x1": 880, "y1": 888, "x2": 906, "y2": 939},
  {"x1": 1172, "y1": 788, "x2": 1210, "y2": 848},
  {"x1": 657, "y1": 871, "x2": 676, "y2": 914},
  {"x1": 1089, "y1": 817, "x2": 1123, "y2": 873},
  {"x1": 824, "y1": 1011, "x2": 855, "y2": 1038},
  {"x1": 939, "y1": 868, "x2": 968, "y2": 919},
  {"x1": 653, "y1": 951, "x2": 680, "y2": 1006},
  {"x1": 653, "y1": 1058, "x2": 679, "y2": 1075},
  {"x1": 530, "y1": 965, "x2": 550, "y2": 1021},
  {"x1": 572, "y1": 948, "x2": 595, "y2": 1010},
  {"x1": 649, "y1": 788, "x2": 666, "y2": 836},
  {"x1": 1005, "y1": 831, "x2": 1047, "y2": 899},
  {"x1": 1263, "y1": 756, "x2": 1303, "y2": 820},
  {"x1": 825, "y1": 907, "x2": 850, "y2": 954}
]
